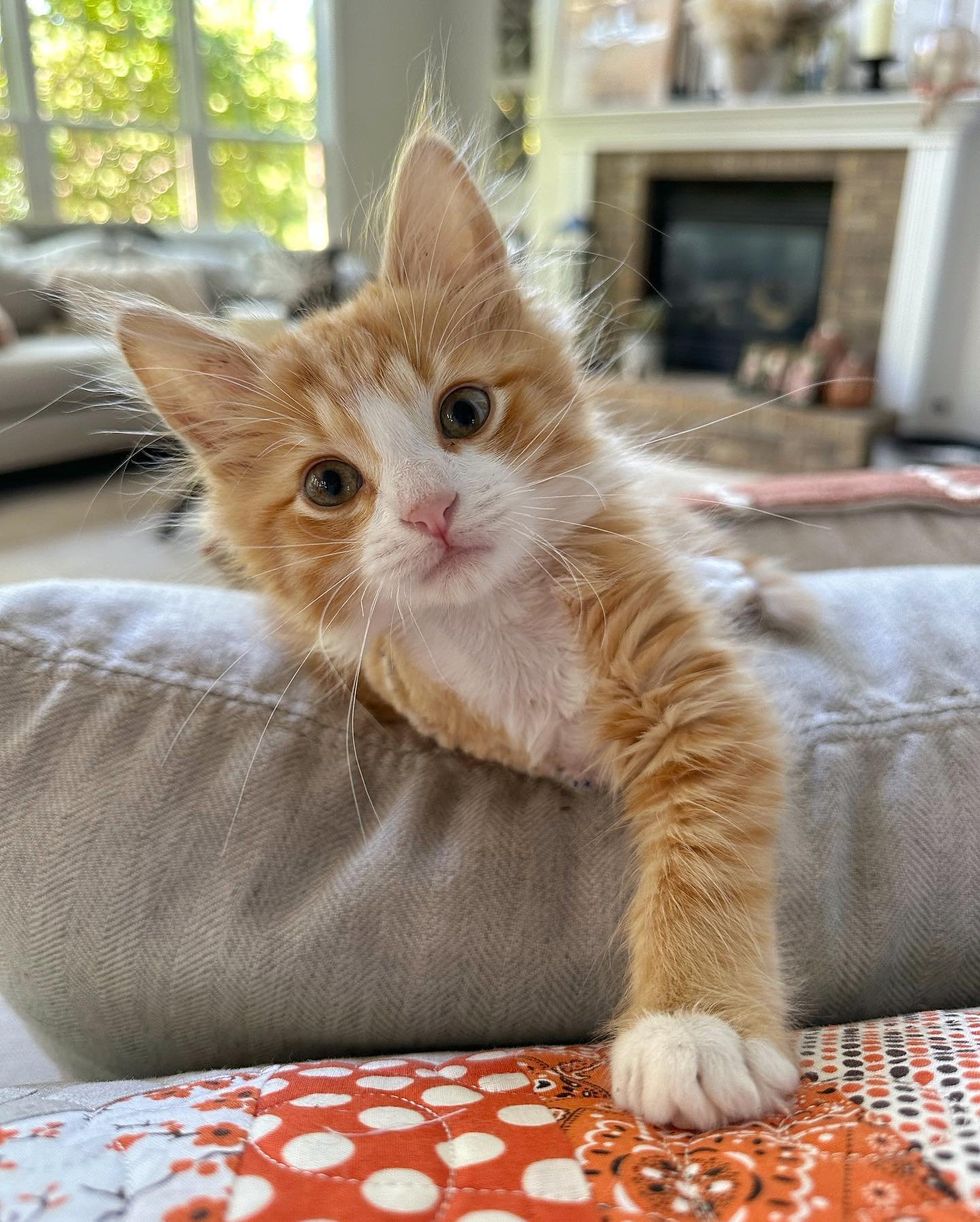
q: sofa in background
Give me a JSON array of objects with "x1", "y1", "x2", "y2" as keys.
[{"x1": 0, "y1": 223, "x2": 287, "y2": 475}]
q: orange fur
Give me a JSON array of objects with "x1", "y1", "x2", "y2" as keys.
[{"x1": 117, "y1": 129, "x2": 799, "y2": 1130}]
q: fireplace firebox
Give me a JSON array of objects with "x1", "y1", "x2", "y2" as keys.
[{"x1": 646, "y1": 178, "x2": 834, "y2": 374}]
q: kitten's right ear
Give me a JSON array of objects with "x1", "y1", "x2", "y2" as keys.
[
  {"x1": 381, "y1": 131, "x2": 514, "y2": 299},
  {"x1": 117, "y1": 306, "x2": 262, "y2": 462}
]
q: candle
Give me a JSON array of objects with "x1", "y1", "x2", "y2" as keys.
[{"x1": 860, "y1": 0, "x2": 894, "y2": 59}]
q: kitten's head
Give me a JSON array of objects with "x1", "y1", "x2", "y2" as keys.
[{"x1": 118, "y1": 131, "x2": 601, "y2": 633}]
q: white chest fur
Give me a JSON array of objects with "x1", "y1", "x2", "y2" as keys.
[{"x1": 405, "y1": 572, "x2": 593, "y2": 774}]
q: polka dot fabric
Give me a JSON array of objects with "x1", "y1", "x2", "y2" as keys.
[
  {"x1": 234, "y1": 1052, "x2": 593, "y2": 1221},
  {"x1": 799, "y1": 1009, "x2": 980, "y2": 1206},
  {"x1": 2, "y1": 1009, "x2": 980, "y2": 1219}
]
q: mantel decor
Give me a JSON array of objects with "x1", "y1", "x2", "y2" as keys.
[{"x1": 688, "y1": 0, "x2": 847, "y2": 98}]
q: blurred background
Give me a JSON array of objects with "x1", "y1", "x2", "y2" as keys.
[{"x1": 0, "y1": 0, "x2": 978, "y2": 587}]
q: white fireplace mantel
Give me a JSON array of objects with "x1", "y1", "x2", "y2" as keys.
[{"x1": 532, "y1": 93, "x2": 980, "y2": 429}]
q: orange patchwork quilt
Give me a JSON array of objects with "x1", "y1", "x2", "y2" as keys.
[{"x1": 2, "y1": 1008, "x2": 980, "y2": 1219}]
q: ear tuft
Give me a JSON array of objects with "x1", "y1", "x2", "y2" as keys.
[{"x1": 382, "y1": 132, "x2": 512, "y2": 298}]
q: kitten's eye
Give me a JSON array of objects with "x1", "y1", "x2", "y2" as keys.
[
  {"x1": 303, "y1": 459, "x2": 362, "y2": 507},
  {"x1": 439, "y1": 385, "x2": 491, "y2": 440}
]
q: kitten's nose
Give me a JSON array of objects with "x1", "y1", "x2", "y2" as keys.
[{"x1": 403, "y1": 491, "x2": 458, "y2": 541}]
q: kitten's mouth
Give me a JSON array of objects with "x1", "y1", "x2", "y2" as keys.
[{"x1": 423, "y1": 541, "x2": 491, "y2": 579}]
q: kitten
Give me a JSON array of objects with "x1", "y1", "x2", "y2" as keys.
[{"x1": 117, "y1": 129, "x2": 800, "y2": 1131}]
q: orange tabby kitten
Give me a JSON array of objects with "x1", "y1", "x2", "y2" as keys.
[{"x1": 118, "y1": 130, "x2": 800, "y2": 1130}]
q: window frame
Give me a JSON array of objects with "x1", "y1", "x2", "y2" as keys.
[{"x1": 0, "y1": 0, "x2": 336, "y2": 242}]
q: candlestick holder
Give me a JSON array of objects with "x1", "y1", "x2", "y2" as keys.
[{"x1": 856, "y1": 54, "x2": 896, "y2": 90}]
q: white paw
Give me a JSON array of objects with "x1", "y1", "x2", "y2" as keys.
[{"x1": 610, "y1": 1011, "x2": 799, "y2": 1131}]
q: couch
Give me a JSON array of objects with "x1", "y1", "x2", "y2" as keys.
[
  {"x1": 0, "y1": 223, "x2": 282, "y2": 474},
  {"x1": 1, "y1": 466, "x2": 979, "y2": 1218}
]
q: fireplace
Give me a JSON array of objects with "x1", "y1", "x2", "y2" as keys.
[
  {"x1": 592, "y1": 148, "x2": 907, "y2": 372},
  {"x1": 536, "y1": 98, "x2": 980, "y2": 436},
  {"x1": 647, "y1": 178, "x2": 834, "y2": 374}
]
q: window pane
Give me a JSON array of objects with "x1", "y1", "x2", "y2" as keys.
[
  {"x1": 210, "y1": 139, "x2": 325, "y2": 249},
  {"x1": 0, "y1": 125, "x2": 29, "y2": 222},
  {"x1": 196, "y1": 0, "x2": 316, "y2": 138},
  {"x1": 29, "y1": 0, "x2": 177, "y2": 127},
  {"x1": 0, "y1": 17, "x2": 27, "y2": 223},
  {"x1": 50, "y1": 126, "x2": 180, "y2": 223}
]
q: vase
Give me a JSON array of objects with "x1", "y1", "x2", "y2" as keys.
[{"x1": 715, "y1": 46, "x2": 786, "y2": 100}]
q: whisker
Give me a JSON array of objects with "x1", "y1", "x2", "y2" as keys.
[
  {"x1": 508, "y1": 382, "x2": 594, "y2": 473},
  {"x1": 683, "y1": 498, "x2": 833, "y2": 531},
  {"x1": 221, "y1": 639, "x2": 320, "y2": 858},
  {"x1": 646, "y1": 378, "x2": 874, "y2": 447},
  {"x1": 406, "y1": 598, "x2": 453, "y2": 690},
  {"x1": 346, "y1": 584, "x2": 384, "y2": 837},
  {"x1": 512, "y1": 522, "x2": 608, "y2": 636},
  {"x1": 163, "y1": 581, "x2": 349, "y2": 763},
  {"x1": 511, "y1": 535, "x2": 587, "y2": 629}
]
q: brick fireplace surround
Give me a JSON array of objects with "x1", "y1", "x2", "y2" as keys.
[
  {"x1": 532, "y1": 96, "x2": 980, "y2": 435},
  {"x1": 593, "y1": 148, "x2": 906, "y2": 357}
]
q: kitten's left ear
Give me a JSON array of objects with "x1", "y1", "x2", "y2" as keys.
[{"x1": 382, "y1": 132, "x2": 513, "y2": 297}]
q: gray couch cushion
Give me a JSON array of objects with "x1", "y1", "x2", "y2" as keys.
[
  {"x1": 0, "y1": 257, "x2": 55, "y2": 334},
  {"x1": 0, "y1": 333, "x2": 137, "y2": 473},
  {"x1": 0, "y1": 333, "x2": 115, "y2": 420},
  {"x1": 0, "y1": 573, "x2": 978, "y2": 1081}
]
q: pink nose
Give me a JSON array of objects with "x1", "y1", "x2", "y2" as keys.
[{"x1": 403, "y1": 491, "x2": 458, "y2": 541}]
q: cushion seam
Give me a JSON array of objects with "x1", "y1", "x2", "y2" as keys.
[
  {"x1": 0, "y1": 637, "x2": 440, "y2": 763},
  {"x1": 799, "y1": 714, "x2": 980, "y2": 749},
  {"x1": 793, "y1": 697, "x2": 980, "y2": 736},
  {"x1": 4, "y1": 637, "x2": 980, "y2": 754}
]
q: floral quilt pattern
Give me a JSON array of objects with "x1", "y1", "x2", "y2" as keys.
[{"x1": 1, "y1": 1009, "x2": 979, "y2": 1220}]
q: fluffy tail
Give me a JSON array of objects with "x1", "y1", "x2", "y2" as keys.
[
  {"x1": 739, "y1": 555, "x2": 819, "y2": 634},
  {"x1": 694, "y1": 553, "x2": 819, "y2": 635}
]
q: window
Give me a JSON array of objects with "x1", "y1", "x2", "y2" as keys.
[
  {"x1": 0, "y1": 0, "x2": 327, "y2": 248},
  {"x1": 0, "y1": 19, "x2": 30, "y2": 221}
]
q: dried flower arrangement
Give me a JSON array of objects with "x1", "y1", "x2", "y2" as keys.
[
  {"x1": 689, "y1": 0, "x2": 848, "y2": 94},
  {"x1": 690, "y1": 0, "x2": 846, "y2": 53}
]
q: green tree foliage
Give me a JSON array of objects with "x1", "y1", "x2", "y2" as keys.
[
  {"x1": 0, "y1": 126, "x2": 29, "y2": 221},
  {"x1": 211, "y1": 139, "x2": 320, "y2": 251},
  {"x1": 196, "y1": 0, "x2": 315, "y2": 138},
  {"x1": 2, "y1": 0, "x2": 321, "y2": 245},
  {"x1": 0, "y1": 25, "x2": 9, "y2": 103},
  {"x1": 50, "y1": 126, "x2": 178, "y2": 223},
  {"x1": 30, "y1": 0, "x2": 178, "y2": 127},
  {"x1": 0, "y1": 23, "x2": 29, "y2": 220}
]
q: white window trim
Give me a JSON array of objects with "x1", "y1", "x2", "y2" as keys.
[
  {"x1": 0, "y1": 0, "x2": 332, "y2": 240},
  {"x1": 1, "y1": 0, "x2": 55, "y2": 220}
]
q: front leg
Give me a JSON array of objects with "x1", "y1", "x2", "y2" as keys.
[{"x1": 588, "y1": 589, "x2": 798, "y2": 1129}]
